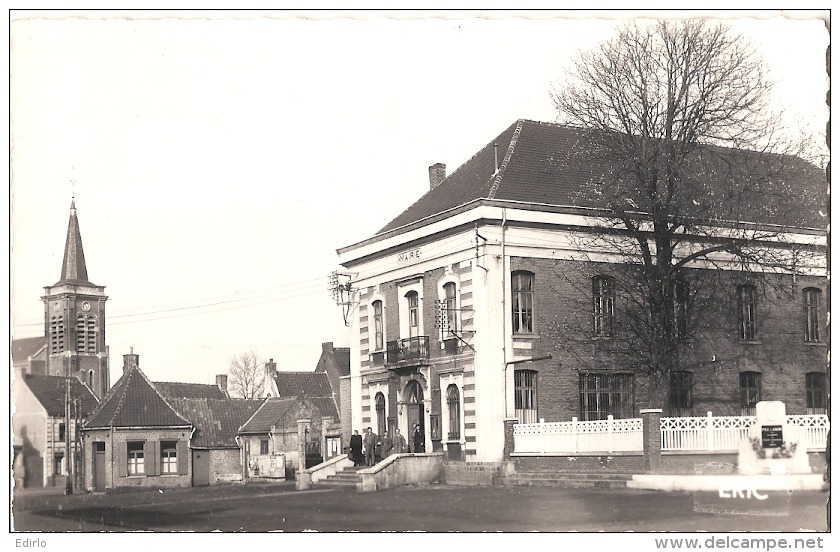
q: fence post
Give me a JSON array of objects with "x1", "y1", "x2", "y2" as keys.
[
  {"x1": 540, "y1": 418, "x2": 546, "y2": 454},
  {"x1": 572, "y1": 417, "x2": 579, "y2": 454},
  {"x1": 607, "y1": 415, "x2": 614, "y2": 453},
  {"x1": 706, "y1": 411, "x2": 714, "y2": 452},
  {"x1": 503, "y1": 418, "x2": 518, "y2": 459},
  {"x1": 640, "y1": 409, "x2": 663, "y2": 474}
]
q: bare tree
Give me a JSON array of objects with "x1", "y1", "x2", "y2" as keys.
[
  {"x1": 548, "y1": 19, "x2": 826, "y2": 408},
  {"x1": 228, "y1": 350, "x2": 265, "y2": 399}
]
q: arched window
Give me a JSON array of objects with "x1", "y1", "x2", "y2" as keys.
[
  {"x1": 446, "y1": 384, "x2": 461, "y2": 440},
  {"x1": 372, "y1": 300, "x2": 384, "y2": 351},
  {"x1": 406, "y1": 291, "x2": 420, "y2": 338},
  {"x1": 803, "y1": 288, "x2": 822, "y2": 343},
  {"x1": 51, "y1": 315, "x2": 65, "y2": 353},
  {"x1": 514, "y1": 369, "x2": 538, "y2": 423},
  {"x1": 375, "y1": 392, "x2": 386, "y2": 436},
  {"x1": 739, "y1": 371, "x2": 761, "y2": 416},
  {"x1": 511, "y1": 271, "x2": 534, "y2": 334},
  {"x1": 87, "y1": 316, "x2": 97, "y2": 352},
  {"x1": 592, "y1": 276, "x2": 615, "y2": 337},
  {"x1": 76, "y1": 314, "x2": 87, "y2": 352},
  {"x1": 737, "y1": 285, "x2": 757, "y2": 341},
  {"x1": 88, "y1": 370, "x2": 94, "y2": 388}
]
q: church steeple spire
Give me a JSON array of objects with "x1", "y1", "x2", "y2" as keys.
[{"x1": 58, "y1": 197, "x2": 91, "y2": 284}]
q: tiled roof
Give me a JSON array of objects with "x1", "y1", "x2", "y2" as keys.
[
  {"x1": 273, "y1": 371, "x2": 335, "y2": 398},
  {"x1": 169, "y1": 398, "x2": 262, "y2": 448},
  {"x1": 84, "y1": 367, "x2": 191, "y2": 429},
  {"x1": 331, "y1": 347, "x2": 351, "y2": 377},
  {"x1": 22, "y1": 374, "x2": 99, "y2": 418},
  {"x1": 238, "y1": 397, "x2": 300, "y2": 434},
  {"x1": 12, "y1": 336, "x2": 47, "y2": 363},
  {"x1": 379, "y1": 119, "x2": 826, "y2": 235},
  {"x1": 155, "y1": 381, "x2": 226, "y2": 400},
  {"x1": 307, "y1": 396, "x2": 339, "y2": 421}
]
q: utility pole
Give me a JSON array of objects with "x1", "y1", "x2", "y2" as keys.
[{"x1": 64, "y1": 378, "x2": 73, "y2": 495}]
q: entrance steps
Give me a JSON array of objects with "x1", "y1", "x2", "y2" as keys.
[{"x1": 317, "y1": 465, "x2": 366, "y2": 488}]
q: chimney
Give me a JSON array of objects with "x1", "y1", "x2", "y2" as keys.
[
  {"x1": 216, "y1": 374, "x2": 229, "y2": 397},
  {"x1": 264, "y1": 358, "x2": 277, "y2": 380},
  {"x1": 428, "y1": 163, "x2": 446, "y2": 190},
  {"x1": 321, "y1": 342, "x2": 334, "y2": 354},
  {"x1": 123, "y1": 347, "x2": 139, "y2": 374}
]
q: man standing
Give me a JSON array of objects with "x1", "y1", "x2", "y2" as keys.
[
  {"x1": 393, "y1": 428, "x2": 407, "y2": 455},
  {"x1": 364, "y1": 427, "x2": 378, "y2": 466},
  {"x1": 413, "y1": 423, "x2": 425, "y2": 453},
  {"x1": 380, "y1": 431, "x2": 393, "y2": 460},
  {"x1": 349, "y1": 430, "x2": 363, "y2": 466}
]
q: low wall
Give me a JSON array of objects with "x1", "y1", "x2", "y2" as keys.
[
  {"x1": 629, "y1": 473, "x2": 826, "y2": 492},
  {"x1": 511, "y1": 454, "x2": 645, "y2": 473},
  {"x1": 357, "y1": 453, "x2": 444, "y2": 493},
  {"x1": 442, "y1": 462, "x2": 502, "y2": 486}
]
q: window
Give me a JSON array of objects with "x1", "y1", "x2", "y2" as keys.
[
  {"x1": 739, "y1": 371, "x2": 761, "y2": 416},
  {"x1": 429, "y1": 415, "x2": 440, "y2": 441},
  {"x1": 511, "y1": 271, "x2": 534, "y2": 334},
  {"x1": 669, "y1": 371, "x2": 693, "y2": 417},
  {"x1": 737, "y1": 285, "x2": 757, "y2": 340},
  {"x1": 579, "y1": 373, "x2": 634, "y2": 420},
  {"x1": 88, "y1": 370, "x2": 94, "y2": 388},
  {"x1": 87, "y1": 316, "x2": 96, "y2": 352},
  {"x1": 803, "y1": 288, "x2": 821, "y2": 343},
  {"x1": 443, "y1": 282, "x2": 458, "y2": 337},
  {"x1": 76, "y1": 314, "x2": 86, "y2": 352},
  {"x1": 592, "y1": 277, "x2": 615, "y2": 337},
  {"x1": 406, "y1": 291, "x2": 420, "y2": 338},
  {"x1": 514, "y1": 369, "x2": 538, "y2": 423},
  {"x1": 127, "y1": 441, "x2": 145, "y2": 475},
  {"x1": 50, "y1": 315, "x2": 65, "y2": 353},
  {"x1": 375, "y1": 392, "x2": 386, "y2": 436},
  {"x1": 160, "y1": 441, "x2": 178, "y2": 474},
  {"x1": 673, "y1": 280, "x2": 689, "y2": 340},
  {"x1": 805, "y1": 372, "x2": 827, "y2": 415},
  {"x1": 260, "y1": 439, "x2": 269, "y2": 455},
  {"x1": 372, "y1": 300, "x2": 384, "y2": 350},
  {"x1": 446, "y1": 384, "x2": 461, "y2": 440},
  {"x1": 54, "y1": 453, "x2": 65, "y2": 476},
  {"x1": 58, "y1": 423, "x2": 66, "y2": 442}
]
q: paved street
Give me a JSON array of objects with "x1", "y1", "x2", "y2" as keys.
[{"x1": 11, "y1": 482, "x2": 830, "y2": 533}]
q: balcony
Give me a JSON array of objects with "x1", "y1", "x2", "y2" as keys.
[{"x1": 386, "y1": 336, "x2": 430, "y2": 365}]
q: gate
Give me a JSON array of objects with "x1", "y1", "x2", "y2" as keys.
[{"x1": 305, "y1": 439, "x2": 322, "y2": 468}]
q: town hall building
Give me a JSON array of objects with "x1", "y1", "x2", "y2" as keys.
[{"x1": 336, "y1": 119, "x2": 828, "y2": 464}]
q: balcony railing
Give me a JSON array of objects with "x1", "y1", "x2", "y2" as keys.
[{"x1": 386, "y1": 336, "x2": 430, "y2": 364}]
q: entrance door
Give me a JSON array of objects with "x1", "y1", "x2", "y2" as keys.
[
  {"x1": 405, "y1": 380, "x2": 425, "y2": 452},
  {"x1": 93, "y1": 443, "x2": 106, "y2": 492},
  {"x1": 192, "y1": 449, "x2": 210, "y2": 487}
]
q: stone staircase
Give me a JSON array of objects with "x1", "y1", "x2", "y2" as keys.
[{"x1": 316, "y1": 465, "x2": 366, "y2": 488}]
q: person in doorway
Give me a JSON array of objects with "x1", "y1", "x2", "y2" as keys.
[
  {"x1": 380, "y1": 431, "x2": 393, "y2": 460},
  {"x1": 364, "y1": 427, "x2": 378, "y2": 466},
  {"x1": 413, "y1": 423, "x2": 425, "y2": 453},
  {"x1": 393, "y1": 428, "x2": 407, "y2": 455},
  {"x1": 350, "y1": 430, "x2": 363, "y2": 466}
]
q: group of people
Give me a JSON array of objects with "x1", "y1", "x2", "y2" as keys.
[{"x1": 349, "y1": 424, "x2": 426, "y2": 467}]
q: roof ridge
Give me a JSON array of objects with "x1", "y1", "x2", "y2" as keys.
[
  {"x1": 143, "y1": 371, "x2": 193, "y2": 426},
  {"x1": 487, "y1": 119, "x2": 525, "y2": 199}
]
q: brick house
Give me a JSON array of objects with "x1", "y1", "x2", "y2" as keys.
[
  {"x1": 238, "y1": 395, "x2": 334, "y2": 479},
  {"x1": 12, "y1": 374, "x2": 99, "y2": 488},
  {"x1": 81, "y1": 352, "x2": 258, "y2": 491},
  {"x1": 335, "y1": 119, "x2": 827, "y2": 463}
]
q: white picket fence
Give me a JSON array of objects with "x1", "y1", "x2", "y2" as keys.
[
  {"x1": 513, "y1": 413, "x2": 829, "y2": 455},
  {"x1": 513, "y1": 416, "x2": 644, "y2": 454},
  {"x1": 660, "y1": 413, "x2": 830, "y2": 453}
]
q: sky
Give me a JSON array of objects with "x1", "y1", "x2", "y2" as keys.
[{"x1": 8, "y1": 10, "x2": 830, "y2": 387}]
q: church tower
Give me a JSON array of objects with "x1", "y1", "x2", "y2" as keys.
[{"x1": 41, "y1": 199, "x2": 110, "y2": 398}]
